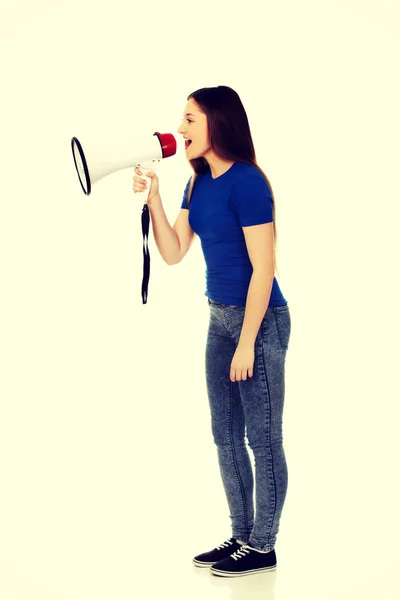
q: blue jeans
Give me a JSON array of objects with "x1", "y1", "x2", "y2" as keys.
[{"x1": 205, "y1": 297, "x2": 291, "y2": 552}]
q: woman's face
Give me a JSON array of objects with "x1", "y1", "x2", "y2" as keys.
[{"x1": 177, "y1": 101, "x2": 211, "y2": 159}]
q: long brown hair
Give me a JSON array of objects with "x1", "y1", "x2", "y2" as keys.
[{"x1": 185, "y1": 85, "x2": 280, "y2": 278}]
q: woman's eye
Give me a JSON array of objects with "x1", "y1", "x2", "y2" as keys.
[{"x1": 187, "y1": 119, "x2": 192, "y2": 123}]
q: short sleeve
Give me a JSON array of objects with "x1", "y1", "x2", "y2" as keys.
[
  {"x1": 231, "y1": 173, "x2": 273, "y2": 226},
  {"x1": 180, "y1": 177, "x2": 192, "y2": 209}
]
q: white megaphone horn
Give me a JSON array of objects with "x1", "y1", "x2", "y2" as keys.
[{"x1": 71, "y1": 131, "x2": 177, "y2": 195}]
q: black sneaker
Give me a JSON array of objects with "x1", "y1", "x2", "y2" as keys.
[{"x1": 193, "y1": 537, "x2": 247, "y2": 568}]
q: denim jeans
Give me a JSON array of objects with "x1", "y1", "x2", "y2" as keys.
[{"x1": 205, "y1": 297, "x2": 291, "y2": 552}]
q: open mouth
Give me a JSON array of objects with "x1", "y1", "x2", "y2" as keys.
[{"x1": 185, "y1": 139, "x2": 192, "y2": 149}]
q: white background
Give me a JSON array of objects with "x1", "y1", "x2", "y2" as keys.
[{"x1": 0, "y1": 1, "x2": 399, "y2": 598}]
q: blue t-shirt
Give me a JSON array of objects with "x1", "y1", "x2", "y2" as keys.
[{"x1": 180, "y1": 161, "x2": 288, "y2": 307}]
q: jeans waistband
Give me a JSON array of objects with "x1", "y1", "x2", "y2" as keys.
[{"x1": 208, "y1": 298, "x2": 289, "y2": 312}]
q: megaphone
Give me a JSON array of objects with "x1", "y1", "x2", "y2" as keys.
[
  {"x1": 71, "y1": 131, "x2": 176, "y2": 195},
  {"x1": 70, "y1": 131, "x2": 178, "y2": 305}
]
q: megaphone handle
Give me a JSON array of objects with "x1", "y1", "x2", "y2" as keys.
[
  {"x1": 135, "y1": 160, "x2": 159, "y2": 204},
  {"x1": 136, "y1": 160, "x2": 160, "y2": 304}
]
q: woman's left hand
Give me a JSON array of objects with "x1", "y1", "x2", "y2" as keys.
[{"x1": 230, "y1": 343, "x2": 255, "y2": 382}]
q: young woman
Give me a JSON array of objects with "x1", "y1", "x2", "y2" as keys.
[{"x1": 133, "y1": 86, "x2": 291, "y2": 578}]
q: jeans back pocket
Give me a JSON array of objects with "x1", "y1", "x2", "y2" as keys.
[{"x1": 273, "y1": 305, "x2": 291, "y2": 352}]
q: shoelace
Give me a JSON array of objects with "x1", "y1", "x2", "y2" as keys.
[
  {"x1": 216, "y1": 538, "x2": 237, "y2": 550},
  {"x1": 231, "y1": 545, "x2": 252, "y2": 561}
]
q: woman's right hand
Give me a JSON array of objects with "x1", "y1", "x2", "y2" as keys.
[{"x1": 133, "y1": 167, "x2": 159, "y2": 204}]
